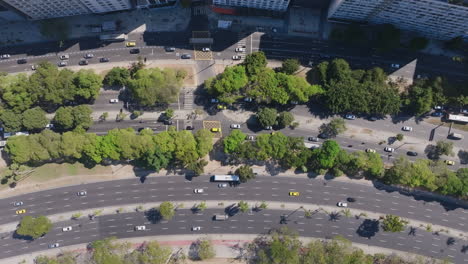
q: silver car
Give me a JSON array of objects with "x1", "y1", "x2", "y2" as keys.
[{"x1": 230, "y1": 124, "x2": 241, "y2": 129}]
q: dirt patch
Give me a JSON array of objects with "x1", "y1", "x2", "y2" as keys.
[
  {"x1": 361, "y1": 128, "x2": 373, "y2": 135},
  {"x1": 155, "y1": 64, "x2": 196, "y2": 86}
]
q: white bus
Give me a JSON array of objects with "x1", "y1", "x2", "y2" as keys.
[{"x1": 213, "y1": 175, "x2": 240, "y2": 182}]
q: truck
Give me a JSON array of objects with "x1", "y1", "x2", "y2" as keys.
[
  {"x1": 214, "y1": 214, "x2": 228, "y2": 221},
  {"x1": 449, "y1": 132, "x2": 463, "y2": 140},
  {"x1": 213, "y1": 175, "x2": 240, "y2": 182}
]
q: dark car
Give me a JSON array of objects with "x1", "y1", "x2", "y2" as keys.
[
  {"x1": 164, "y1": 119, "x2": 173, "y2": 125},
  {"x1": 79, "y1": 60, "x2": 88, "y2": 65},
  {"x1": 165, "y1": 47, "x2": 176, "y2": 52},
  {"x1": 368, "y1": 116, "x2": 378, "y2": 121},
  {"x1": 130, "y1": 49, "x2": 140, "y2": 54},
  {"x1": 346, "y1": 197, "x2": 356, "y2": 203},
  {"x1": 186, "y1": 125, "x2": 194, "y2": 130},
  {"x1": 100, "y1": 57, "x2": 110, "y2": 63},
  {"x1": 431, "y1": 111, "x2": 443, "y2": 117},
  {"x1": 17, "y1": 59, "x2": 27, "y2": 64},
  {"x1": 181, "y1": 54, "x2": 191, "y2": 59},
  {"x1": 407, "y1": 151, "x2": 418, "y2": 156},
  {"x1": 318, "y1": 133, "x2": 330, "y2": 139}
]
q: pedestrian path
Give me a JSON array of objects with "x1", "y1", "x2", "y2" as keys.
[
  {"x1": 183, "y1": 86, "x2": 196, "y2": 110},
  {"x1": 236, "y1": 32, "x2": 247, "y2": 58}
]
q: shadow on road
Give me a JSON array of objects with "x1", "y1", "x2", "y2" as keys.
[{"x1": 356, "y1": 219, "x2": 379, "y2": 239}]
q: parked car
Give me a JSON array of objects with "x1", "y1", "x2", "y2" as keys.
[
  {"x1": 384, "y1": 147, "x2": 394, "y2": 152},
  {"x1": 390, "y1": 63, "x2": 400, "y2": 68},
  {"x1": 365, "y1": 148, "x2": 376, "y2": 153},
  {"x1": 193, "y1": 189, "x2": 204, "y2": 193},
  {"x1": 433, "y1": 105, "x2": 443, "y2": 110},
  {"x1": 134, "y1": 226, "x2": 146, "y2": 231},
  {"x1": 17, "y1": 59, "x2": 27, "y2": 64},
  {"x1": 232, "y1": 55, "x2": 241, "y2": 60},
  {"x1": 244, "y1": 97, "x2": 253, "y2": 102},
  {"x1": 368, "y1": 116, "x2": 378, "y2": 121},
  {"x1": 247, "y1": 135, "x2": 255, "y2": 141},
  {"x1": 235, "y1": 47, "x2": 246, "y2": 52},
  {"x1": 48, "y1": 243, "x2": 60, "y2": 248},
  {"x1": 337, "y1": 202, "x2": 348, "y2": 207},
  {"x1": 210, "y1": 98, "x2": 219, "y2": 103},
  {"x1": 218, "y1": 183, "x2": 228, "y2": 188},
  {"x1": 0, "y1": 54, "x2": 10, "y2": 59},
  {"x1": 230, "y1": 124, "x2": 241, "y2": 129},
  {"x1": 444, "y1": 160, "x2": 455, "y2": 165},
  {"x1": 100, "y1": 57, "x2": 110, "y2": 63},
  {"x1": 164, "y1": 119, "x2": 173, "y2": 125},
  {"x1": 62, "y1": 226, "x2": 72, "y2": 232},
  {"x1": 318, "y1": 133, "x2": 330, "y2": 139},
  {"x1": 181, "y1": 54, "x2": 191, "y2": 59},
  {"x1": 109, "y1": 99, "x2": 119, "y2": 103},
  {"x1": 58, "y1": 61, "x2": 67, "y2": 67},
  {"x1": 192, "y1": 226, "x2": 201, "y2": 231},
  {"x1": 126, "y1": 41, "x2": 136, "y2": 47},
  {"x1": 13, "y1": 201, "x2": 24, "y2": 206},
  {"x1": 202, "y1": 47, "x2": 210, "y2": 52},
  {"x1": 407, "y1": 151, "x2": 418, "y2": 156},
  {"x1": 308, "y1": 137, "x2": 319, "y2": 142},
  {"x1": 185, "y1": 125, "x2": 194, "y2": 130},
  {"x1": 290, "y1": 101, "x2": 299, "y2": 105},
  {"x1": 344, "y1": 114, "x2": 356, "y2": 120},
  {"x1": 59, "y1": 54, "x2": 69, "y2": 60},
  {"x1": 216, "y1": 105, "x2": 226, "y2": 110},
  {"x1": 264, "y1": 126, "x2": 273, "y2": 130},
  {"x1": 165, "y1": 47, "x2": 176, "y2": 52},
  {"x1": 130, "y1": 48, "x2": 140, "y2": 54},
  {"x1": 31, "y1": 65, "x2": 37, "y2": 70},
  {"x1": 210, "y1": 128, "x2": 221, "y2": 132},
  {"x1": 84, "y1": 53, "x2": 94, "y2": 59},
  {"x1": 431, "y1": 111, "x2": 443, "y2": 117},
  {"x1": 77, "y1": 191, "x2": 87, "y2": 196},
  {"x1": 79, "y1": 60, "x2": 89, "y2": 65},
  {"x1": 402, "y1": 126, "x2": 413, "y2": 131}
]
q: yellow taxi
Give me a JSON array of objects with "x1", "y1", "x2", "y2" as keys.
[
  {"x1": 289, "y1": 192, "x2": 300, "y2": 196},
  {"x1": 217, "y1": 105, "x2": 227, "y2": 110},
  {"x1": 211, "y1": 128, "x2": 221, "y2": 133},
  {"x1": 444, "y1": 160, "x2": 455, "y2": 166},
  {"x1": 126, "y1": 41, "x2": 136, "y2": 47},
  {"x1": 16, "y1": 209, "x2": 26, "y2": 214}
]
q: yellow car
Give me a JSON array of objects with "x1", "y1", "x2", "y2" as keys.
[
  {"x1": 217, "y1": 105, "x2": 227, "y2": 110},
  {"x1": 289, "y1": 192, "x2": 300, "y2": 196},
  {"x1": 126, "y1": 41, "x2": 136, "y2": 47},
  {"x1": 211, "y1": 128, "x2": 221, "y2": 132},
  {"x1": 444, "y1": 160, "x2": 455, "y2": 166},
  {"x1": 16, "y1": 209, "x2": 26, "y2": 214}
]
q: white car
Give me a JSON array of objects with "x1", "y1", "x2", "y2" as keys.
[
  {"x1": 264, "y1": 126, "x2": 273, "y2": 130},
  {"x1": 13, "y1": 201, "x2": 23, "y2": 206},
  {"x1": 84, "y1": 53, "x2": 94, "y2": 59},
  {"x1": 433, "y1": 105, "x2": 443, "y2": 110},
  {"x1": 365, "y1": 148, "x2": 376, "y2": 153},
  {"x1": 402, "y1": 126, "x2": 413, "y2": 131},
  {"x1": 344, "y1": 114, "x2": 356, "y2": 120},
  {"x1": 337, "y1": 202, "x2": 348, "y2": 207},
  {"x1": 109, "y1": 99, "x2": 119, "y2": 103},
  {"x1": 235, "y1": 47, "x2": 246, "y2": 52},
  {"x1": 77, "y1": 191, "x2": 87, "y2": 196},
  {"x1": 230, "y1": 124, "x2": 241, "y2": 129},
  {"x1": 244, "y1": 97, "x2": 253, "y2": 102},
  {"x1": 58, "y1": 61, "x2": 67, "y2": 67},
  {"x1": 202, "y1": 47, "x2": 210, "y2": 52},
  {"x1": 194, "y1": 189, "x2": 204, "y2": 193},
  {"x1": 62, "y1": 226, "x2": 72, "y2": 232},
  {"x1": 232, "y1": 55, "x2": 242, "y2": 60},
  {"x1": 247, "y1": 135, "x2": 255, "y2": 141},
  {"x1": 60, "y1": 54, "x2": 69, "y2": 60},
  {"x1": 1, "y1": 54, "x2": 11, "y2": 59},
  {"x1": 391, "y1": 63, "x2": 400, "y2": 69},
  {"x1": 384, "y1": 147, "x2": 394, "y2": 152},
  {"x1": 48, "y1": 243, "x2": 60, "y2": 248},
  {"x1": 218, "y1": 183, "x2": 228, "y2": 188},
  {"x1": 31, "y1": 65, "x2": 37, "y2": 71},
  {"x1": 192, "y1": 226, "x2": 201, "y2": 231},
  {"x1": 135, "y1": 225, "x2": 146, "y2": 231}
]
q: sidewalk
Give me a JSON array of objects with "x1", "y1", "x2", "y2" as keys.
[{"x1": 0, "y1": 233, "x2": 428, "y2": 264}]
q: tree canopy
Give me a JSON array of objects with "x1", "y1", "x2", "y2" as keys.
[
  {"x1": 16, "y1": 215, "x2": 52, "y2": 239},
  {"x1": 257, "y1": 107, "x2": 278, "y2": 127}
]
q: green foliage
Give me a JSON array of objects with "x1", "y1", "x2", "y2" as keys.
[
  {"x1": 103, "y1": 67, "x2": 130, "y2": 87},
  {"x1": 133, "y1": 241, "x2": 172, "y2": 264},
  {"x1": 319, "y1": 118, "x2": 346, "y2": 138},
  {"x1": 235, "y1": 165, "x2": 256, "y2": 183},
  {"x1": 223, "y1": 130, "x2": 246, "y2": 154},
  {"x1": 16, "y1": 215, "x2": 52, "y2": 239},
  {"x1": 383, "y1": 157, "x2": 437, "y2": 191},
  {"x1": 244, "y1": 51, "x2": 267, "y2": 76},
  {"x1": 53, "y1": 105, "x2": 93, "y2": 131},
  {"x1": 281, "y1": 58, "x2": 300, "y2": 75},
  {"x1": 238, "y1": 200, "x2": 250, "y2": 212},
  {"x1": 196, "y1": 201, "x2": 207, "y2": 211},
  {"x1": 0, "y1": 74, "x2": 34, "y2": 112},
  {"x1": 277, "y1": 112, "x2": 294, "y2": 128},
  {"x1": 402, "y1": 77, "x2": 448, "y2": 115},
  {"x1": 313, "y1": 140, "x2": 341, "y2": 170},
  {"x1": 435, "y1": 141, "x2": 454, "y2": 156},
  {"x1": 35, "y1": 253, "x2": 75, "y2": 264},
  {"x1": 22, "y1": 107, "x2": 48, "y2": 131},
  {"x1": 206, "y1": 65, "x2": 248, "y2": 104},
  {"x1": 409, "y1": 37, "x2": 429, "y2": 51},
  {"x1": 159, "y1": 201, "x2": 175, "y2": 220},
  {"x1": 396, "y1": 133, "x2": 404, "y2": 141},
  {"x1": 381, "y1": 214, "x2": 408, "y2": 232},
  {"x1": 257, "y1": 107, "x2": 278, "y2": 127},
  {"x1": 194, "y1": 129, "x2": 213, "y2": 157},
  {"x1": 73, "y1": 69, "x2": 102, "y2": 101},
  {"x1": 90, "y1": 237, "x2": 129, "y2": 264},
  {"x1": 165, "y1": 108, "x2": 174, "y2": 118},
  {"x1": 180, "y1": 0, "x2": 192, "y2": 7},
  {"x1": 0, "y1": 110, "x2": 23, "y2": 132},
  {"x1": 127, "y1": 68, "x2": 184, "y2": 106},
  {"x1": 194, "y1": 239, "x2": 216, "y2": 260}
]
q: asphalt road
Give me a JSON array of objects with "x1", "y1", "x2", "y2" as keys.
[
  {"x1": 0, "y1": 208, "x2": 466, "y2": 262},
  {"x1": 1, "y1": 176, "x2": 467, "y2": 236}
]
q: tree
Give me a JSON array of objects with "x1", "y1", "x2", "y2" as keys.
[
  {"x1": 244, "y1": 51, "x2": 267, "y2": 76},
  {"x1": 206, "y1": 65, "x2": 248, "y2": 104},
  {"x1": 159, "y1": 201, "x2": 175, "y2": 220},
  {"x1": 257, "y1": 107, "x2": 278, "y2": 127},
  {"x1": 0, "y1": 74, "x2": 35, "y2": 112},
  {"x1": 16, "y1": 215, "x2": 52, "y2": 239},
  {"x1": 194, "y1": 129, "x2": 213, "y2": 157},
  {"x1": 0, "y1": 110, "x2": 23, "y2": 132},
  {"x1": 103, "y1": 67, "x2": 130, "y2": 87},
  {"x1": 319, "y1": 118, "x2": 346, "y2": 138},
  {"x1": 72, "y1": 69, "x2": 102, "y2": 102},
  {"x1": 136, "y1": 241, "x2": 172, "y2": 264},
  {"x1": 314, "y1": 140, "x2": 341, "y2": 170},
  {"x1": 281, "y1": 58, "x2": 300, "y2": 75},
  {"x1": 196, "y1": 239, "x2": 215, "y2": 260},
  {"x1": 258, "y1": 201, "x2": 268, "y2": 210},
  {"x1": 223, "y1": 130, "x2": 246, "y2": 154},
  {"x1": 435, "y1": 141, "x2": 454, "y2": 156},
  {"x1": 52, "y1": 106, "x2": 74, "y2": 130},
  {"x1": 395, "y1": 133, "x2": 404, "y2": 141},
  {"x1": 22, "y1": 107, "x2": 49, "y2": 131},
  {"x1": 165, "y1": 108, "x2": 174, "y2": 119},
  {"x1": 238, "y1": 201, "x2": 250, "y2": 213},
  {"x1": 249, "y1": 68, "x2": 285, "y2": 104},
  {"x1": 381, "y1": 215, "x2": 408, "y2": 232},
  {"x1": 196, "y1": 201, "x2": 207, "y2": 212},
  {"x1": 90, "y1": 237, "x2": 128, "y2": 264},
  {"x1": 53, "y1": 105, "x2": 93, "y2": 131},
  {"x1": 235, "y1": 165, "x2": 256, "y2": 183},
  {"x1": 277, "y1": 112, "x2": 294, "y2": 128}
]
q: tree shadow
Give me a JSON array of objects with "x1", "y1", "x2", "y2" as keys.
[
  {"x1": 446, "y1": 237, "x2": 456, "y2": 246},
  {"x1": 245, "y1": 114, "x2": 264, "y2": 133},
  {"x1": 461, "y1": 245, "x2": 468, "y2": 254},
  {"x1": 458, "y1": 149, "x2": 468, "y2": 165},
  {"x1": 328, "y1": 211, "x2": 341, "y2": 222},
  {"x1": 408, "y1": 226, "x2": 416, "y2": 236},
  {"x1": 356, "y1": 219, "x2": 380, "y2": 239},
  {"x1": 225, "y1": 204, "x2": 239, "y2": 217},
  {"x1": 144, "y1": 208, "x2": 162, "y2": 224},
  {"x1": 424, "y1": 144, "x2": 439, "y2": 160}
]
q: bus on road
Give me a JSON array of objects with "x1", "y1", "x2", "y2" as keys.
[{"x1": 212, "y1": 175, "x2": 240, "y2": 182}]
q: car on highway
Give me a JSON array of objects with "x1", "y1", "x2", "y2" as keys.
[
  {"x1": 235, "y1": 47, "x2": 246, "y2": 52},
  {"x1": 346, "y1": 197, "x2": 356, "y2": 203},
  {"x1": 202, "y1": 47, "x2": 210, "y2": 52},
  {"x1": 62, "y1": 226, "x2": 72, "y2": 232},
  {"x1": 58, "y1": 61, "x2": 67, "y2": 67},
  {"x1": 126, "y1": 41, "x2": 136, "y2": 47},
  {"x1": 407, "y1": 151, "x2": 418, "y2": 156},
  {"x1": 384, "y1": 147, "x2": 394, "y2": 152},
  {"x1": 1, "y1": 54, "x2": 11, "y2": 59},
  {"x1": 264, "y1": 126, "x2": 273, "y2": 130},
  {"x1": 135, "y1": 226, "x2": 146, "y2": 231},
  {"x1": 390, "y1": 63, "x2": 400, "y2": 69},
  {"x1": 100, "y1": 57, "x2": 110, "y2": 63},
  {"x1": 230, "y1": 124, "x2": 241, "y2": 129},
  {"x1": 402, "y1": 126, "x2": 413, "y2": 131},
  {"x1": 165, "y1": 47, "x2": 176, "y2": 52},
  {"x1": 218, "y1": 183, "x2": 228, "y2": 188},
  {"x1": 130, "y1": 48, "x2": 140, "y2": 54},
  {"x1": 79, "y1": 60, "x2": 89, "y2": 65},
  {"x1": 13, "y1": 201, "x2": 23, "y2": 206},
  {"x1": 308, "y1": 137, "x2": 319, "y2": 142},
  {"x1": 48, "y1": 243, "x2": 60, "y2": 248},
  {"x1": 193, "y1": 189, "x2": 204, "y2": 193},
  {"x1": 337, "y1": 202, "x2": 348, "y2": 207},
  {"x1": 16, "y1": 209, "x2": 26, "y2": 214},
  {"x1": 181, "y1": 54, "x2": 191, "y2": 59},
  {"x1": 210, "y1": 128, "x2": 221, "y2": 132},
  {"x1": 192, "y1": 226, "x2": 201, "y2": 231},
  {"x1": 77, "y1": 191, "x2": 87, "y2": 196},
  {"x1": 365, "y1": 148, "x2": 376, "y2": 153},
  {"x1": 109, "y1": 99, "x2": 119, "y2": 103},
  {"x1": 289, "y1": 192, "x2": 300, "y2": 196},
  {"x1": 17, "y1": 59, "x2": 27, "y2": 64},
  {"x1": 344, "y1": 114, "x2": 356, "y2": 120},
  {"x1": 84, "y1": 53, "x2": 94, "y2": 59},
  {"x1": 210, "y1": 98, "x2": 219, "y2": 103},
  {"x1": 59, "y1": 54, "x2": 69, "y2": 60},
  {"x1": 431, "y1": 111, "x2": 443, "y2": 117},
  {"x1": 444, "y1": 160, "x2": 455, "y2": 166},
  {"x1": 232, "y1": 55, "x2": 242, "y2": 60}
]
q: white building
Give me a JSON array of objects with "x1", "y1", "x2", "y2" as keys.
[
  {"x1": 0, "y1": 0, "x2": 132, "y2": 20},
  {"x1": 327, "y1": 0, "x2": 468, "y2": 40},
  {"x1": 212, "y1": 0, "x2": 291, "y2": 12}
]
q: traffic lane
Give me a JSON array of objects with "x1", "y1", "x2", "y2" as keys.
[
  {"x1": 0, "y1": 209, "x2": 465, "y2": 262},
  {"x1": 1, "y1": 175, "x2": 467, "y2": 233}
]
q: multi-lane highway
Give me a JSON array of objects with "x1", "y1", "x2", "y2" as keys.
[{"x1": 1, "y1": 176, "x2": 466, "y2": 234}]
